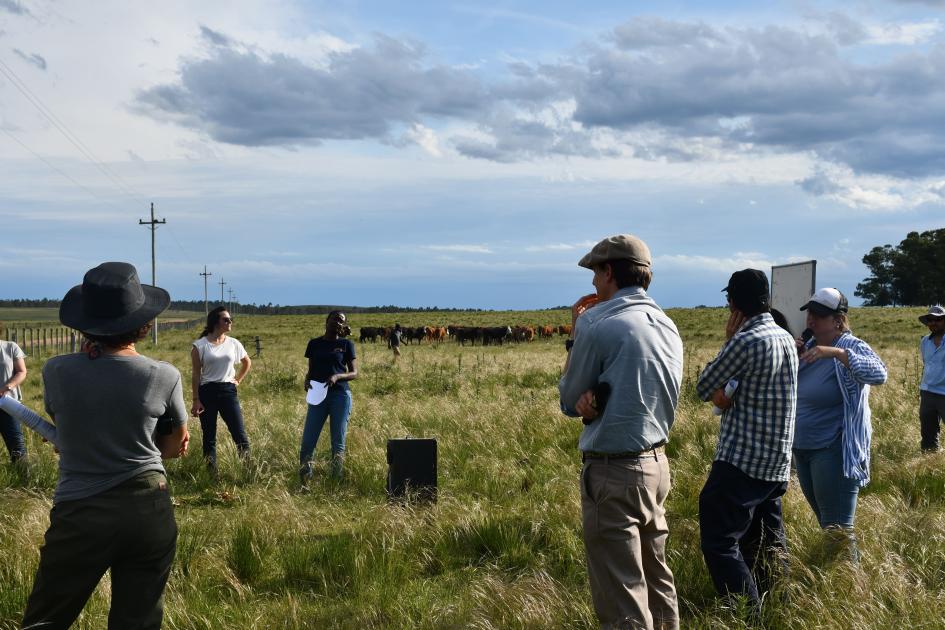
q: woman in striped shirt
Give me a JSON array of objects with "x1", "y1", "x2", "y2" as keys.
[{"x1": 792, "y1": 288, "x2": 887, "y2": 563}]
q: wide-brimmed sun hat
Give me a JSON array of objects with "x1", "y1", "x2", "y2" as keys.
[
  {"x1": 919, "y1": 305, "x2": 945, "y2": 325},
  {"x1": 59, "y1": 262, "x2": 170, "y2": 335}
]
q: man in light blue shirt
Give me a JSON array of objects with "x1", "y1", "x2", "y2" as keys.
[
  {"x1": 919, "y1": 305, "x2": 945, "y2": 450},
  {"x1": 559, "y1": 234, "x2": 683, "y2": 630}
]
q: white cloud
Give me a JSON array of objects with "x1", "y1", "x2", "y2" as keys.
[{"x1": 864, "y1": 20, "x2": 943, "y2": 45}]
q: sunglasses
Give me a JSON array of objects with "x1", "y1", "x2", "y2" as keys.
[{"x1": 221, "y1": 317, "x2": 233, "y2": 323}]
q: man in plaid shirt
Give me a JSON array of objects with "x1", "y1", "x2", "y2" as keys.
[{"x1": 696, "y1": 269, "x2": 798, "y2": 609}]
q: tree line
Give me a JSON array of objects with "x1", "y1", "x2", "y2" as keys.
[
  {"x1": 856, "y1": 228, "x2": 945, "y2": 306},
  {"x1": 0, "y1": 298, "x2": 560, "y2": 315}
]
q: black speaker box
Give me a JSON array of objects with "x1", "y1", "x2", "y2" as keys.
[{"x1": 386, "y1": 438, "x2": 437, "y2": 502}]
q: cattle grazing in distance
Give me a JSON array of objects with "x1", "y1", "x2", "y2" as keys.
[
  {"x1": 511, "y1": 326, "x2": 535, "y2": 342},
  {"x1": 482, "y1": 326, "x2": 513, "y2": 346},
  {"x1": 403, "y1": 326, "x2": 427, "y2": 345},
  {"x1": 359, "y1": 326, "x2": 383, "y2": 343},
  {"x1": 426, "y1": 326, "x2": 448, "y2": 343},
  {"x1": 357, "y1": 323, "x2": 561, "y2": 346}
]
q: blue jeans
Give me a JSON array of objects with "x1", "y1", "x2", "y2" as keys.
[
  {"x1": 0, "y1": 408, "x2": 27, "y2": 461},
  {"x1": 197, "y1": 382, "x2": 250, "y2": 463},
  {"x1": 300, "y1": 387, "x2": 352, "y2": 463},
  {"x1": 793, "y1": 435, "x2": 860, "y2": 528}
]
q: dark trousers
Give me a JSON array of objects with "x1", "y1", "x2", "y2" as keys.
[
  {"x1": 699, "y1": 460, "x2": 788, "y2": 607},
  {"x1": 198, "y1": 382, "x2": 250, "y2": 463},
  {"x1": 0, "y1": 408, "x2": 26, "y2": 461},
  {"x1": 22, "y1": 471, "x2": 177, "y2": 630},
  {"x1": 920, "y1": 390, "x2": 945, "y2": 450}
]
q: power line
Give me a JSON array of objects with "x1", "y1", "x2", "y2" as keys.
[
  {"x1": 0, "y1": 57, "x2": 148, "y2": 205},
  {"x1": 0, "y1": 126, "x2": 125, "y2": 208}
]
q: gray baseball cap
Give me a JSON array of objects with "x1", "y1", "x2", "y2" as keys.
[{"x1": 578, "y1": 234, "x2": 652, "y2": 269}]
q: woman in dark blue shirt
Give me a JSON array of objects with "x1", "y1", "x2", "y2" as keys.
[{"x1": 300, "y1": 311, "x2": 357, "y2": 482}]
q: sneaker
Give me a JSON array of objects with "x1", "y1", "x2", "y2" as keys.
[
  {"x1": 330, "y1": 454, "x2": 345, "y2": 480},
  {"x1": 299, "y1": 462, "x2": 313, "y2": 484}
]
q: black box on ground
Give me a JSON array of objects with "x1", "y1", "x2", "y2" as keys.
[{"x1": 386, "y1": 438, "x2": 437, "y2": 502}]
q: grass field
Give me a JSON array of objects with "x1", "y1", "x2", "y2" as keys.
[{"x1": 0, "y1": 306, "x2": 941, "y2": 629}]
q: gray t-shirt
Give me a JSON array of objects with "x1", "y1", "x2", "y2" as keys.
[
  {"x1": 0, "y1": 340, "x2": 26, "y2": 401},
  {"x1": 43, "y1": 353, "x2": 187, "y2": 504}
]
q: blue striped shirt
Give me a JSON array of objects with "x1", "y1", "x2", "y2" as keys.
[
  {"x1": 697, "y1": 313, "x2": 798, "y2": 482},
  {"x1": 801, "y1": 332, "x2": 886, "y2": 486},
  {"x1": 921, "y1": 335, "x2": 945, "y2": 395}
]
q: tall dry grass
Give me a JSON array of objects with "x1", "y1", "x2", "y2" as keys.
[{"x1": 0, "y1": 306, "x2": 942, "y2": 628}]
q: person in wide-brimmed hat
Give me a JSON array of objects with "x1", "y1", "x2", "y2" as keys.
[
  {"x1": 22, "y1": 262, "x2": 189, "y2": 629},
  {"x1": 918, "y1": 305, "x2": 945, "y2": 451},
  {"x1": 792, "y1": 287, "x2": 886, "y2": 563}
]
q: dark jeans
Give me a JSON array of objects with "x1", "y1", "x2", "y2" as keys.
[
  {"x1": 699, "y1": 460, "x2": 788, "y2": 608},
  {"x1": 0, "y1": 407, "x2": 27, "y2": 461},
  {"x1": 920, "y1": 390, "x2": 945, "y2": 450},
  {"x1": 22, "y1": 471, "x2": 177, "y2": 630},
  {"x1": 198, "y1": 382, "x2": 250, "y2": 463}
]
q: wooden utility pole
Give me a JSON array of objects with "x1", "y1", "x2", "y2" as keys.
[
  {"x1": 200, "y1": 266, "x2": 212, "y2": 315},
  {"x1": 139, "y1": 202, "x2": 166, "y2": 344},
  {"x1": 219, "y1": 278, "x2": 227, "y2": 307}
]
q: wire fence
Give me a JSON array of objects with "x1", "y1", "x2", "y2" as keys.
[{"x1": 0, "y1": 317, "x2": 203, "y2": 358}]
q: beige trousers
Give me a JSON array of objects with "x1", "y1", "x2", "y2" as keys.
[{"x1": 580, "y1": 450, "x2": 679, "y2": 630}]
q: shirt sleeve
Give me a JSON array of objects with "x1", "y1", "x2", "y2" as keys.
[
  {"x1": 558, "y1": 317, "x2": 599, "y2": 417},
  {"x1": 304, "y1": 340, "x2": 314, "y2": 359},
  {"x1": 346, "y1": 340, "x2": 356, "y2": 362},
  {"x1": 12, "y1": 343, "x2": 25, "y2": 360},
  {"x1": 233, "y1": 339, "x2": 248, "y2": 361},
  {"x1": 161, "y1": 371, "x2": 188, "y2": 427},
  {"x1": 696, "y1": 335, "x2": 748, "y2": 401},
  {"x1": 843, "y1": 337, "x2": 887, "y2": 386},
  {"x1": 42, "y1": 362, "x2": 56, "y2": 416}
]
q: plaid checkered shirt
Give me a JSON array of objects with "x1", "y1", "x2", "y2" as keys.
[{"x1": 697, "y1": 312, "x2": 798, "y2": 482}]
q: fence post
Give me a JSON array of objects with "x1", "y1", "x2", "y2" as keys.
[{"x1": 253, "y1": 336, "x2": 263, "y2": 358}]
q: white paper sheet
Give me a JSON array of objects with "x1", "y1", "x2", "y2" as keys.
[{"x1": 306, "y1": 380, "x2": 328, "y2": 406}]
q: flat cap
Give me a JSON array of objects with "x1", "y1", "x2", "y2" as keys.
[{"x1": 578, "y1": 234, "x2": 652, "y2": 269}]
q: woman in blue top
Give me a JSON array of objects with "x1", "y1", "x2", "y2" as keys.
[
  {"x1": 792, "y1": 288, "x2": 887, "y2": 562},
  {"x1": 300, "y1": 311, "x2": 357, "y2": 482}
]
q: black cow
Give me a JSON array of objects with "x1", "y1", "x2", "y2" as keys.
[
  {"x1": 482, "y1": 326, "x2": 512, "y2": 346},
  {"x1": 359, "y1": 326, "x2": 382, "y2": 343}
]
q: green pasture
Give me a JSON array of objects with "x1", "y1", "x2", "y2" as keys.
[{"x1": 0, "y1": 306, "x2": 941, "y2": 628}]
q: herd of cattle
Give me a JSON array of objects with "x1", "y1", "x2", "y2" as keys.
[{"x1": 357, "y1": 324, "x2": 573, "y2": 346}]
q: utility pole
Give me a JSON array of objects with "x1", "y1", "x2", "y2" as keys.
[
  {"x1": 227, "y1": 288, "x2": 235, "y2": 314},
  {"x1": 219, "y1": 278, "x2": 227, "y2": 307},
  {"x1": 200, "y1": 266, "x2": 212, "y2": 315},
  {"x1": 139, "y1": 202, "x2": 166, "y2": 344}
]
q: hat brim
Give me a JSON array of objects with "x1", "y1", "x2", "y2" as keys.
[
  {"x1": 920, "y1": 314, "x2": 945, "y2": 325},
  {"x1": 800, "y1": 301, "x2": 837, "y2": 317},
  {"x1": 59, "y1": 283, "x2": 170, "y2": 335}
]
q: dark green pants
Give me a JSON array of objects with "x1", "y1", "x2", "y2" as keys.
[{"x1": 22, "y1": 470, "x2": 177, "y2": 630}]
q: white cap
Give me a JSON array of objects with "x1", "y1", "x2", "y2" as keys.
[{"x1": 800, "y1": 287, "x2": 848, "y2": 314}]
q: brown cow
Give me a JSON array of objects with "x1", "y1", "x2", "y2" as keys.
[
  {"x1": 557, "y1": 324, "x2": 573, "y2": 336},
  {"x1": 539, "y1": 325, "x2": 554, "y2": 338}
]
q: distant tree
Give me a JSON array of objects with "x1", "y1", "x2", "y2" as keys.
[{"x1": 856, "y1": 229, "x2": 945, "y2": 306}]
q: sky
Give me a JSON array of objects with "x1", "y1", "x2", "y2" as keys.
[{"x1": 1, "y1": 0, "x2": 945, "y2": 310}]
